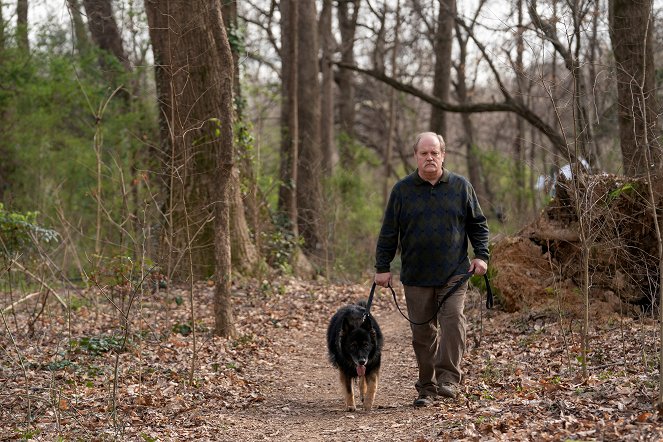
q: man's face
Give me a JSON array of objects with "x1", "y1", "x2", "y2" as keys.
[{"x1": 415, "y1": 136, "x2": 445, "y2": 176}]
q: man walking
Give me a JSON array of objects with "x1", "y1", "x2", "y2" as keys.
[{"x1": 374, "y1": 132, "x2": 490, "y2": 406}]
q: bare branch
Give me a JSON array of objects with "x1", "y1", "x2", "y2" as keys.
[{"x1": 336, "y1": 61, "x2": 571, "y2": 157}]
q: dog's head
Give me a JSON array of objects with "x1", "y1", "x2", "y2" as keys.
[{"x1": 342, "y1": 316, "x2": 377, "y2": 375}]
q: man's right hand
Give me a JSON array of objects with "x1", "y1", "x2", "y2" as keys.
[{"x1": 374, "y1": 272, "x2": 392, "y2": 288}]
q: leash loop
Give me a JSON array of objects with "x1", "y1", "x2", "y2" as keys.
[{"x1": 366, "y1": 272, "x2": 494, "y2": 325}]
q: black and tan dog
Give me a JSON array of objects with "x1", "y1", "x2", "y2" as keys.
[{"x1": 326, "y1": 302, "x2": 383, "y2": 411}]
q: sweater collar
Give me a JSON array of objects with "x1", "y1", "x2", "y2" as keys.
[{"x1": 413, "y1": 168, "x2": 449, "y2": 185}]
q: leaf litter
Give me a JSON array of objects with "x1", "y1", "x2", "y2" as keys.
[{"x1": 0, "y1": 276, "x2": 661, "y2": 441}]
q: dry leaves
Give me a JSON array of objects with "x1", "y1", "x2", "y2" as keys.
[{"x1": 0, "y1": 276, "x2": 661, "y2": 441}]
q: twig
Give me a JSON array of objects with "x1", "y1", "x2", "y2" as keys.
[
  {"x1": 588, "y1": 361, "x2": 627, "y2": 371},
  {"x1": 9, "y1": 261, "x2": 67, "y2": 309},
  {"x1": 2, "y1": 291, "x2": 41, "y2": 314}
]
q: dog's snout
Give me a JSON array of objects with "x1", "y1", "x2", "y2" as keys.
[{"x1": 358, "y1": 359, "x2": 367, "y2": 366}]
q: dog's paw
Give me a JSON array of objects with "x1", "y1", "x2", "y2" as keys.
[{"x1": 346, "y1": 405, "x2": 356, "y2": 412}]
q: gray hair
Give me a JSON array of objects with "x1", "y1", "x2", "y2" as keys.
[{"x1": 412, "y1": 132, "x2": 445, "y2": 153}]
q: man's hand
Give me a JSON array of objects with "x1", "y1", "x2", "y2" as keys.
[
  {"x1": 469, "y1": 259, "x2": 488, "y2": 276},
  {"x1": 374, "y1": 272, "x2": 392, "y2": 288}
]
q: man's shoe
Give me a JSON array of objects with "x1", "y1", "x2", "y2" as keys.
[
  {"x1": 413, "y1": 394, "x2": 435, "y2": 407},
  {"x1": 438, "y1": 382, "x2": 458, "y2": 398}
]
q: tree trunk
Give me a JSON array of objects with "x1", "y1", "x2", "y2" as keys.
[
  {"x1": 337, "y1": 0, "x2": 360, "y2": 167},
  {"x1": 319, "y1": 0, "x2": 336, "y2": 175},
  {"x1": 528, "y1": 2, "x2": 597, "y2": 169},
  {"x1": 383, "y1": 2, "x2": 400, "y2": 207},
  {"x1": 296, "y1": 0, "x2": 325, "y2": 260},
  {"x1": 83, "y1": 0, "x2": 131, "y2": 105},
  {"x1": 454, "y1": 21, "x2": 493, "y2": 217},
  {"x1": 66, "y1": 0, "x2": 91, "y2": 56},
  {"x1": 429, "y1": 0, "x2": 455, "y2": 135},
  {"x1": 221, "y1": 1, "x2": 261, "y2": 275},
  {"x1": 0, "y1": 7, "x2": 9, "y2": 201},
  {"x1": 278, "y1": 0, "x2": 299, "y2": 233},
  {"x1": 609, "y1": 0, "x2": 661, "y2": 176},
  {"x1": 83, "y1": 0, "x2": 130, "y2": 70},
  {"x1": 145, "y1": 0, "x2": 236, "y2": 337},
  {"x1": 229, "y1": 166, "x2": 260, "y2": 276},
  {"x1": 514, "y1": 0, "x2": 525, "y2": 215},
  {"x1": 16, "y1": 0, "x2": 28, "y2": 51}
]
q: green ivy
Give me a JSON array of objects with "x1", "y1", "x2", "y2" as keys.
[{"x1": 0, "y1": 203, "x2": 59, "y2": 260}]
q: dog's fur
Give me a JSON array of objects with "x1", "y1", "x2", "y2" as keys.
[{"x1": 326, "y1": 302, "x2": 383, "y2": 411}]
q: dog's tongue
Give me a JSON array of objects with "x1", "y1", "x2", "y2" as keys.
[{"x1": 356, "y1": 365, "x2": 366, "y2": 377}]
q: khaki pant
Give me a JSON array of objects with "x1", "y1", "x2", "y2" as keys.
[{"x1": 404, "y1": 275, "x2": 467, "y2": 396}]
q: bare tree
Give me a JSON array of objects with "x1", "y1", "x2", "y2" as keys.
[
  {"x1": 16, "y1": 0, "x2": 28, "y2": 51},
  {"x1": 145, "y1": 0, "x2": 236, "y2": 336},
  {"x1": 221, "y1": 2, "x2": 262, "y2": 275},
  {"x1": 528, "y1": 0, "x2": 598, "y2": 170},
  {"x1": 609, "y1": 0, "x2": 661, "y2": 176},
  {"x1": 452, "y1": 0, "x2": 495, "y2": 215},
  {"x1": 337, "y1": 0, "x2": 361, "y2": 167},
  {"x1": 514, "y1": 0, "x2": 526, "y2": 214},
  {"x1": 278, "y1": 0, "x2": 299, "y2": 233},
  {"x1": 83, "y1": 0, "x2": 130, "y2": 70},
  {"x1": 296, "y1": 0, "x2": 325, "y2": 260},
  {"x1": 430, "y1": 0, "x2": 456, "y2": 135},
  {"x1": 66, "y1": 0, "x2": 91, "y2": 55},
  {"x1": 319, "y1": 0, "x2": 336, "y2": 174}
]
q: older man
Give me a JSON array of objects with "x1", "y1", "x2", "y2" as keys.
[{"x1": 374, "y1": 132, "x2": 489, "y2": 407}]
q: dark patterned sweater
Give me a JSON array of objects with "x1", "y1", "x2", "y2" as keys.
[{"x1": 375, "y1": 168, "x2": 490, "y2": 286}]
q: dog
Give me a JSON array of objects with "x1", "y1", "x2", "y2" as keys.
[{"x1": 326, "y1": 301, "x2": 383, "y2": 411}]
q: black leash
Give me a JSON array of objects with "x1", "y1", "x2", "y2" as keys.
[
  {"x1": 364, "y1": 272, "x2": 493, "y2": 325},
  {"x1": 362, "y1": 282, "x2": 378, "y2": 322}
]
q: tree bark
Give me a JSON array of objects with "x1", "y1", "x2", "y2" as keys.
[
  {"x1": 429, "y1": 0, "x2": 455, "y2": 135},
  {"x1": 66, "y1": 0, "x2": 91, "y2": 56},
  {"x1": 16, "y1": 0, "x2": 28, "y2": 51},
  {"x1": 514, "y1": 0, "x2": 525, "y2": 215},
  {"x1": 221, "y1": 1, "x2": 261, "y2": 275},
  {"x1": 609, "y1": 0, "x2": 661, "y2": 176},
  {"x1": 145, "y1": 0, "x2": 236, "y2": 345},
  {"x1": 296, "y1": 0, "x2": 325, "y2": 260},
  {"x1": 83, "y1": 0, "x2": 132, "y2": 106},
  {"x1": 0, "y1": 7, "x2": 9, "y2": 201},
  {"x1": 453, "y1": 19, "x2": 493, "y2": 216},
  {"x1": 337, "y1": 0, "x2": 360, "y2": 167},
  {"x1": 381, "y1": 2, "x2": 400, "y2": 207},
  {"x1": 528, "y1": 3, "x2": 597, "y2": 170},
  {"x1": 83, "y1": 0, "x2": 130, "y2": 70},
  {"x1": 319, "y1": 0, "x2": 336, "y2": 175},
  {"x1": 278, "y1": 0, "x2": 299, "y2": 233}
]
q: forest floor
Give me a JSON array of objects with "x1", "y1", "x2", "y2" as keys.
[{"x1": 1, "y1": 276, "x2": 663, "y2": 441}]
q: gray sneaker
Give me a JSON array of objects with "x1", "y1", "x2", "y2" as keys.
[
  {"x1": 413, "y1": 394, "x2": 435, "y2": 407},
  {"x1": 438, "y1": 382, "x2": 458, "y2": 398}
]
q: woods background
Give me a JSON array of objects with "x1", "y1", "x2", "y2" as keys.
[{"x1": 1, "y1": 0, "x2": 663, "y2": 439}]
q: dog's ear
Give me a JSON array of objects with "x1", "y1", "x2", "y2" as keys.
[{"x1": 342, "y1": 316, "x2": 355, "y2": 334}]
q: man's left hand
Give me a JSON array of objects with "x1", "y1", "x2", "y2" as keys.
[{"x1": 469, "y1": 259, "x2": 488, "y2": 276}]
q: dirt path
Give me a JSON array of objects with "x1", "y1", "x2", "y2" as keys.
[
  {"x1": 213, "y1": 280, "x2": 663, "y2": 442},
  {"x1": 220, "y1": 302, "x2": 448, "y2": 441},
  {"x1": 3, "y1": 279, "x2": 662, "y2": 441}
]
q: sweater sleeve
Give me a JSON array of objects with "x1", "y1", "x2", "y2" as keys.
[
  {"x1": 466, "y1": 183, "x2": 490, "y2": 262},
  {"x1": 375, "y1": 184, "x2": 400, "y2": 273}
]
